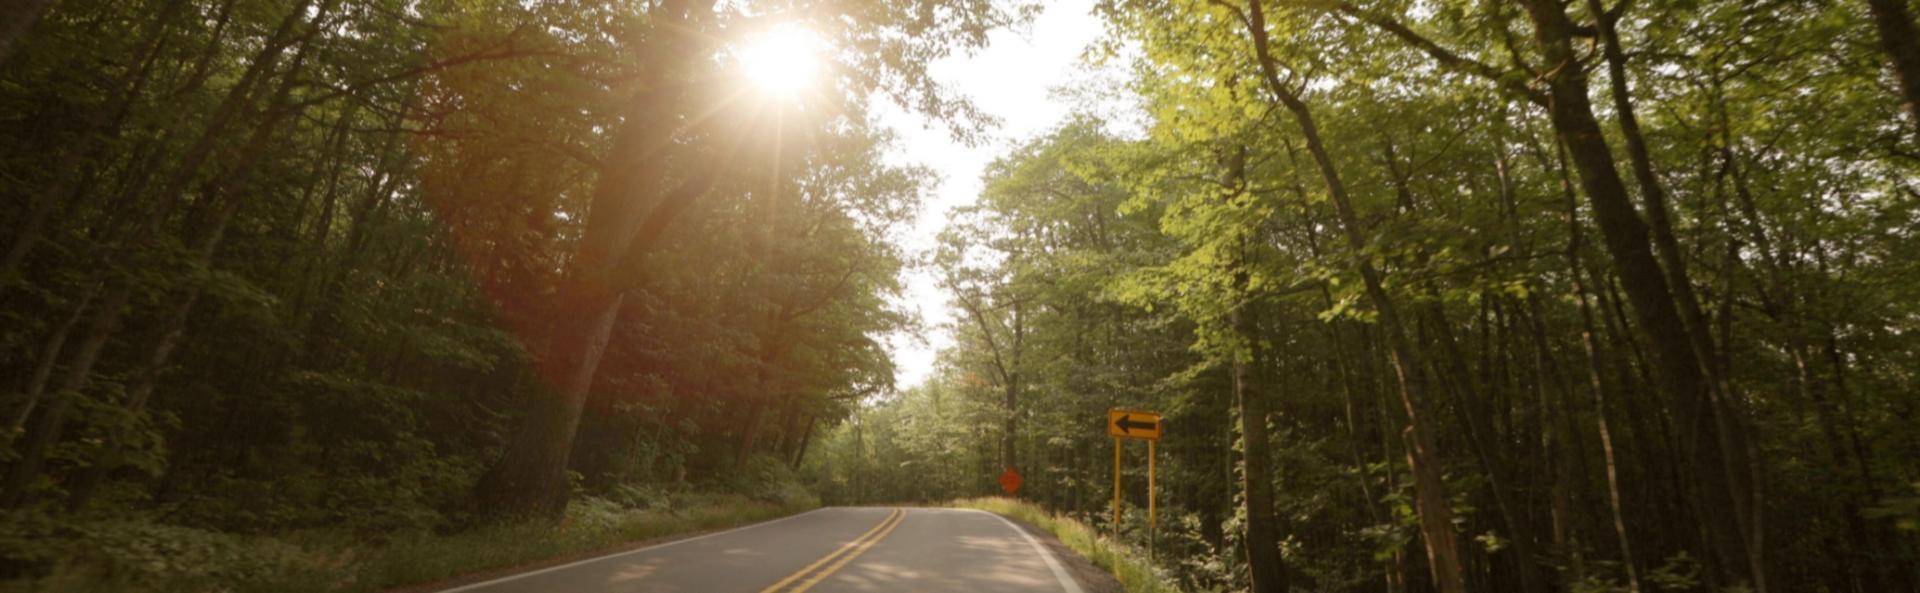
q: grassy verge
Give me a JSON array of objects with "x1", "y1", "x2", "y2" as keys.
[
  {"x1": 952, "y1": 497, "x2": 1180, "y2": 593},
  {"x1": 10, "y1": 494, "x2": 815, "y2": 593}
]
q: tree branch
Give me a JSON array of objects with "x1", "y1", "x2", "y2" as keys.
[{"x1": 1325, "y1": 1, "x2": 1548, "y2": 105}]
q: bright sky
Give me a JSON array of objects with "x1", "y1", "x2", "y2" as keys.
[{"x1": 875, "y1": 0, "x2": 1108, "y2": 391}]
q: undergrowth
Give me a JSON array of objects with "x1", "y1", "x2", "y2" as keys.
[{"x1": 3, "y1": 486, "x2": 816, "y2": 593}]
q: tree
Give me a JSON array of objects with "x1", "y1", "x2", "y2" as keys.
[
  {"x1": 1865, "y1": 0, "x2": 1920, "y2": 136},
  {"x1": 472, "y1": 0, "x2": 1023, "y2": 519}
]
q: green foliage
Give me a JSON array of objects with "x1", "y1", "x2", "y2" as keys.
[
  {"x1": 0, "y1": 510, "x2": 338, "y2": 593},
  {"x1": 0, "y1": 0, "x2": 1000, "y2": 587},
  {"x1": 717, "y1": 456, "x2": 821, "y2": 510},
  {"x1": 2, "y1": 494, "x2": 813, "y2": 593},
  {"x1": 2, "y1": 0, "x2": 1919, "y2": 589},
  {"x1": 841, "y1": 0, "x2": 1920, "y2": 588}
]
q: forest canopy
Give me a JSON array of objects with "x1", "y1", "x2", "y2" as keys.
[
  {"x1": 0, "y1": 0, "x2": 1016, "y2": 587},
  {"x1": 808, "y1": 0, "x2": 1920, "y2": 592},
  {"x1": 3, "y1": 0, "x2": 1920, "y2": 592}
]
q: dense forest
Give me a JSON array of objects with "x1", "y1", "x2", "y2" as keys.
[
  {"x1": 0, "y1": 0, "x2": 1016, "y2": 588},
  {"x1": 806, "y1": 0, "x2": 1920, "y2": 592},
  {"x1": 4, "y1": 0, "x2": 1920, "y2": 591}
]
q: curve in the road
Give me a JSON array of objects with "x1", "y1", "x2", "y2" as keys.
[{"x1": 432, "y1": 507, "x2": 1085, "y2": 593}]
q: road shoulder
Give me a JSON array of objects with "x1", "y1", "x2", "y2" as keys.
[{"x1": 991, "y1": 513, "x2": 1128, "y2": 593}]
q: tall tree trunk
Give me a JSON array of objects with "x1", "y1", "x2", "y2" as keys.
[
  {"x1": 1232, "y1": 276, "x2": 1289, "y2": 593},
  {"x1": 67, "y1": 197, "x2": 241, "y2": 510},
  {"x1": 790, "y1": 415, "x2": 815, "y2": 469},
  {"x1": 1322, "y1": 287, "x2": 1407, "y2": 593},
  {"x1": 1427, "y1": 300, "x2": 1547, "y2": 593},
  {"x1": 1585, "y1": 0, "x2": 1733, "y2": 394},
  {"x1": 3, "y1": 291, "x2": 94, "y2": 449},
  {"x1": 1715, "y1": 103, "x2": 1885, "y2": 591},
  {"x1": 1511, "y1": 0, "x2": 1759, "y2": 586},
  {"x1": 1865, "y1": 0, "x2": 1920, "y2": 137},
  {"x1": 477, "y1": 289, "x2": 624, "y2": 516},
  {"x1": 1394, "y1": 142, "x2": 1548, "y2": 592},
  {"x1": 1594, "y1": 13, "x2": 1766, "y2": 580},
  {"x1": 736, "y1": 395, "x2": 770, "y2": 468},
  {"x1": 473, "y1": 0, "x2": 718, "y2": 519},
  {"x1": 0, "y1": 286, "x2": 128, "y2": 507},
  {"x1": 1213, "y1": 137, "x2": 1288, "y2": 592},
  {"x1": 1240, "y1": 3, "x2": 1467, "y2": 590},
  {"x1": 1003, "y1": 299, "x2": 1023, "y2": 478},
  {"x1": 1559, "y1": 142, "x2": 1644, "y2": 593}
]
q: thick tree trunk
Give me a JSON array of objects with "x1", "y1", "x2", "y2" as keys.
[
  {"x1": 1586, "y1": 0, "x2": 1732, "y2": 395},
  {"x1": 1215, "y1": 138, "x2": 1287, "y2": 592},
  {"x1": 475, "y1": 289, "x2": 624, "y2": 517},
  {"x1": 1512, "y1": 0, "x2": 1759, "y2": 586},
  {"x1": 1865, "y1": 0, "x2": 1920, "y2": 137},
  {"x1": 473, "y1": 0, "x2": 717, "y2": 518},
  {"x1": 1594, "y1": 15, "x2": 1765, "y2": 579}
]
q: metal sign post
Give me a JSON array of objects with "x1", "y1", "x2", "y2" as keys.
[
  {"x1": 1112, "y1": 437, "x2": 1122, "y2": 531},
  {"x1": 1107, "y1": 408, "x2": 1162, "y2": 563}
]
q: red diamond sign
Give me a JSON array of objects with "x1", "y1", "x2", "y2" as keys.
[{"x1": 998, "y1": 467, "x2": 1023, "y2": 494}]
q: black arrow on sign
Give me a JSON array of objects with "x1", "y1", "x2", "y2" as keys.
[{"x1": 1114, "y1": 414, "x2": 1157, "y2": 435}]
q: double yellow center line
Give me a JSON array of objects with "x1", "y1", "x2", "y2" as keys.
[{"x1": 758, "y1": 508, "x2": 905, "y2": 593}]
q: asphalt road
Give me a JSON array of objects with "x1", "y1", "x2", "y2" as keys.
[{"x1": 437, "y1": 507, "x2": 1088, "y2": 593}]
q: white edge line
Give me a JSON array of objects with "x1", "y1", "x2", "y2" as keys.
[
  {"x1": 434, "y1": 507, "x2": 829, "y2": 592},
  {"x1": 963, "y1": 508, "x2": 1088, "y2": 593}
]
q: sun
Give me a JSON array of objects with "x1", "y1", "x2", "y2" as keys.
[{"x1": 739, "y1": 24, "x2": 823, "y2": 96}]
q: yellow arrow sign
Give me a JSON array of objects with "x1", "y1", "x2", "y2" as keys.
[{"x1": 1107, "y1": 409, "x2": 1161, "y2": 440}]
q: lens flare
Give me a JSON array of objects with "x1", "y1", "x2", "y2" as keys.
[{"x1": 740, "y1": 25, "x2": 822, "y2": 96}]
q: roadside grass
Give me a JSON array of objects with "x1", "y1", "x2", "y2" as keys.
[
  {"x1": 7, "y1": 494, "x2": 815, "y2": 593},
  {"x1": 364, "y1": 494, "x2": 812, "y2": 591},
  {"x1": 952, "y1": 497, "x2": 1181, "y2": 593}
]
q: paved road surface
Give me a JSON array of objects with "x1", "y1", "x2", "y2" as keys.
[{"x1": 438, "y1": 507, "x2": 1087, "y2": 593}]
